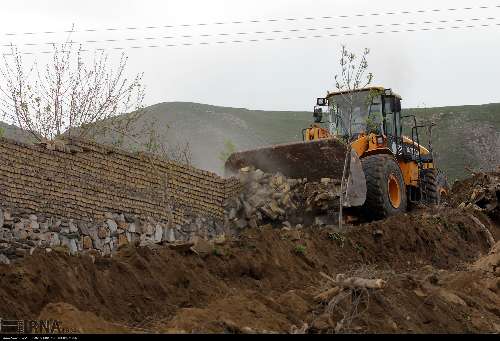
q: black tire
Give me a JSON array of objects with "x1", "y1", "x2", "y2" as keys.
[
  {"x1": 361, "y1": 154, "x2": 408, "y2": 220},
  {"x1": 420, "y1": 169, "x2": 438, "y2": 204},
  {"x1": 421, "y1": 169, "x2": 449, "y2": 204}
]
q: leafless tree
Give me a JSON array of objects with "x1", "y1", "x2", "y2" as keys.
[
  {"x1": 0, "y1": 39, "x2": 145, "y2": 143},
  {"x1": 142, "y1": 120, "x2": 193, "y2": 166},
  {"x1": 334, "y1": 46, "x2": 373, "y2": 229}
]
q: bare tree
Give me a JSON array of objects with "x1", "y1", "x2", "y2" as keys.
[
  {"x1": 334, "y1": 46, "x2": 373, "y2": 228},
  {"x1": 0, "y1": 40, "x2": 145, "y2": 143},
  {"x1": 142, "y1": 120, "x2": 193, "y2": 166}
]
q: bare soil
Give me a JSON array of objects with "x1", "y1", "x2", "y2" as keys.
[{"x1": 1, "y1": 201, "x2": 499, "y2": 333}]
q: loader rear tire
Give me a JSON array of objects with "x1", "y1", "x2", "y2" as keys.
[
  {"x1": 421, "y1": 169, "x2": 438, "y2": 204},
  {"x1": 361, "y1": 154, "x2": 407, "y2": 220}
]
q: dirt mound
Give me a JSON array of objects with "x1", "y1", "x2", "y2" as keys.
[
  {"x1": 37, "y1": 303, "x2": 136, "y2": 334},
  {"x1": 0, "y1": 205, "x2": 498, "y2": 333},
  {"x1": 308, "y1": 263, "x2": 500, "y2": 333},
  {"x1": 472, "y1": 241, "x2": 500, "y2": 274}
]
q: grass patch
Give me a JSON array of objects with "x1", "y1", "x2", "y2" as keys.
[{"x1": 294, "y1": 245, "x2": 307, "y2": 255}]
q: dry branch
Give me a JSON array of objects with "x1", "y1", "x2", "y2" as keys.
[
  {"x1": 319, "y1": 271, "x2": 386, "y2": 289},
  {"x1": 315, "y1": 286, "x2": 342, "y2": 302}
]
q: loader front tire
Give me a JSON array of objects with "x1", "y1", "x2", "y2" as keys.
[{"x1": 361, "y1": 154, "x2": 407, "y2": 220}]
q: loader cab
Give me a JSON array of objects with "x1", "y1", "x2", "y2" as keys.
[
  {"x1": 381, "y1": 89, "x2": 404, "y2": 155},
  {"x1": 324, "y1": 87, "x2": 387, "y2": 139},
  {"x1": 317, "y1": 87, "x2": 431, "y2": 164}
]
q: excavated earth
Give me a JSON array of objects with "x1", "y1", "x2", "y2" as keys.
[{"x1": 0, "y1": 171, "x2": 499, "y2": 334}]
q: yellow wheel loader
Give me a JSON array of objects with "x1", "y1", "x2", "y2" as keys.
[{"x1": 225, "y1": 87, "x2": 449, "y2": 220}]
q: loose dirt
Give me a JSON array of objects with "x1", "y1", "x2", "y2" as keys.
[{"x1": 0, "y1": 174, "x2": 499, "y2": 334}]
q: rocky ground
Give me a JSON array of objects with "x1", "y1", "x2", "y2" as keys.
[{"x1": 0, "y1": 169, "x2": 499, "y2": 334}]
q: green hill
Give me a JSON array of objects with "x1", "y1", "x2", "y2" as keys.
[
  {"x1": 1, "y1": 102, "x2": 498, "y2": 182},
  {"x1": 0, "y1": 121, "x2": 33, "y2": 143},
  {"x1": 402, "y1": 103, "x2": 500, "y2": 182},
  {"x1": 116, "y1": 101, "x2": 498, "y2": 182}
]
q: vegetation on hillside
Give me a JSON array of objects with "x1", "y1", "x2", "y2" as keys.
[{"x1": 0, "y1": 101, "x2": 498, "y2": 180}]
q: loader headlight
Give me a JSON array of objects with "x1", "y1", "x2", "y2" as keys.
[
  {"x1": 316, "y1": 98, "x2": 328, "y2": 106},
  {"x1": 376, "y1": 136, "x2": 384, "y2": 145}
]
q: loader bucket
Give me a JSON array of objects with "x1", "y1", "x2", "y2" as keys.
[{"x1": 225, "y1": 138, "x2": 367, "y2": 207}]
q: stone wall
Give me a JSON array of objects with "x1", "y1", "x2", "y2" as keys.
[
  {"x1": 0, "y1": 137, "x2": 241, "y2": 226},
  {"x1": 0, "y1": 136, "x2": 244, "y2": 262},
  {"x1": 0, "y1": 207, "x2": 225, "y2": 264}
]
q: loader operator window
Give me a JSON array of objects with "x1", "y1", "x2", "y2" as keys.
[
  {"x1": 385, "y1": 113, "x2": 396, "y2": 137},
  {"x1": 383, "y1": 96, "x2": 401, "y2": 138},
  {"x1": 367, "y1": 99, "x2": 383, "y2": 134},
  {"x1": 329, "y1": 92, "x2": 373, "y2": 137}
]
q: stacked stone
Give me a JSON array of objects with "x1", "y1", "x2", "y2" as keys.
[
  {"x1": 0, "y1": 207, "x2": 225, "y2": 265},
  {"x1": 224, "y1": 167, "x2": 342, "y2": 231}
]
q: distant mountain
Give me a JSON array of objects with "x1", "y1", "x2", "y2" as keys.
[
  {"x1": 0, "y1": 121, "x2": 33, "y2": 143},
  {"x1": 1, "y1": 101, "x2": 499, "y2": 182},
  {"x1": 403, "y1": 103, "x2": 500, "y2": 182}
]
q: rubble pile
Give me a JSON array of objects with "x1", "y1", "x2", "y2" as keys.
[
  {"x1": 452, "y1": 171, "x2": 500, "y2": 223},
  {"x1": 224, "y1": 167, "x2": 342, "y2": 230}
]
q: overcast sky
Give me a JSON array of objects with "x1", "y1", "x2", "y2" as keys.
[{"x1": 1, "y1": 0, "x2": 499, "y2": 111}]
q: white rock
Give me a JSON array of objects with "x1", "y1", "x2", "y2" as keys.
[
  {"x1": 88, "y1": 227, "x2": 98, "y2": 241},
  {"x1": 107, "y1": 219, "x2": 118, "y2": 233},
  {"x1": 117, "y1": 213, "x2": 126, "y2": 223},
  {"x1": 103, "y1": 244, "x2": 111, "y2": 255},
  {"x1": 314, "y1": 216, "x2": 328, "y2": 227},
  {"x1": 145, "y1": 224, "x2": 154, "y2": 236},
  {"x1": 77, "y1": 239, "x2": 83, "y2": 251},
  {"x1": 128, "y1": 223, "x2": 136, "y2": 233},
  {"x1": 78, "y1": 223, "x2": 90, "y2": 236},
  {"x1": 30, "y1": 220, "x2": 40, "y2": 230},
  {"x1": 93, "y1": 238, "x2": 103, "y2": 251},
  {"x1": 3, "y1": 210, "x2": 11, "y2": 221},
  {"x1": 154, "y1": 225, "x2": 163, "y2": 243},
  {"x1": 61, "y1": 236, "x2": 77, "y2": 254},
  {"x1": 163, "y1": 228, "x2": 176, "y2": 242},
  {"x1": 49, "y1": 233, "x2": 60, "y2": 247},
  {"x1": 0, "y1": 254, "x2": 10, "y2": 265},
  {"x1": 29, "y1": 214, "x2": 38, "y2": 222},
  {"x1": 69, "y1": 220, "x2": 78, "y2": 233}
]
